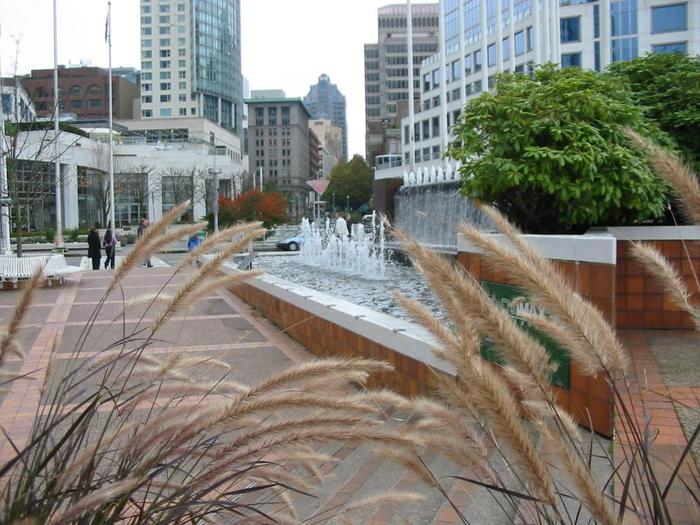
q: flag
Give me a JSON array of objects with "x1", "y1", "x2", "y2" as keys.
[{"x1": 104, "y1": 10, "x2": 110, "y2": 43}]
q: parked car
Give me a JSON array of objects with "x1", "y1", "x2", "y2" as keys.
[{"x1": 276, "y1": 233, "x2": 303, "y2": 251}]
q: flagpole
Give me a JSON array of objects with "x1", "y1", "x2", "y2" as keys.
[
  {"x1": 0, "y1": 22, "x2": 12, "y2": 255},
  {"x1": 107, "y1": 0, "x2": 115, "y2": 231},
  {"x1": 53, "y1": 0, "x2": 64, "y2": 249}
]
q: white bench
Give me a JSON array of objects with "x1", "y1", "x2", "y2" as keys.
[{"x1": 0, "y1": 255, "x2": 83, "y2": 286}]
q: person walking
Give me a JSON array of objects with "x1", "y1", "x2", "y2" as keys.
[
  {"x1": 103, "y1": 224, "x2": 117, "y2": 270},
  {"x1": 137, "y1": 218, "x2": 153, "y2": 268},
  {"x1": 87, "y1": 226, "x2": 101, "y2": 270}
]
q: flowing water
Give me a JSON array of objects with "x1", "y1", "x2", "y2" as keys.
[{"x1": 393, "y1": 182, "x2": 490, "y2": 250}]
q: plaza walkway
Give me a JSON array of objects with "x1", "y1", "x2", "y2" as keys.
[{"x1": 0, "y1": 267, "x2": 697, "y2": 523}]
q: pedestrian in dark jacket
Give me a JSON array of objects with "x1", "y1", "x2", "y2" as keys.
[
  {"x1": 87, "y1": 227, "x2": 101, "y2": 270},
  {"x1": 137, "y1": 218, "x2": 153, "y2": 267},
  {"x1": 103, "y1": 224, "x2": 117, "y2": 269}
]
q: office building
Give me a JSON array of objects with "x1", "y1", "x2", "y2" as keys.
[
  {"x1": 364, "y1": 3, "x2": 440, "y2": 166},
  {"x1": 139, "y1": 0, "x2": 243, "y2": 134},
  {"x1": 1, "y1": 78, "x2": 36, "y2": 123},
  {"x1": 393, "y1": 0, "x2": 699, "y2": 171},
  {"x1": 246, "y1": 90, "x2": 314, "y2": 219},
  {"x1": 303, "y1": 74, "x2": 348, "y2": 160},
  {"x1": 310, "y1": 118, "x2": 344, "y2": 164},
  {"x1": 22, "y1": 66, "x2": 139, "y2": 120}
]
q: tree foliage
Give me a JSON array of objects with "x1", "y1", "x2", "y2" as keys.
[
  {"x1": 448, "y1": 65, "x2": 672, "y2": 234},
  {"x1": 607, "y1": 53, "x2": 700, "y2": 169},
  {"x1": 214, "y1": 190, "x2": 287, "y2": 228},
  {"x1": 322, "y1": 155, "x2": 373, "y2": 210}
]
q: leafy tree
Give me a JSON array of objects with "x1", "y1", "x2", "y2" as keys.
[
  {"x1": 449, "y1": 65, "x2": 672, "y2": 234},
  {"x1": 212, "y1": 190, "x2": 287, "y2": 228},
  {"x1": 322, "y1": 155, "x2": 373, "y2": 210},
  {"x1": 607, "y1": 53, "x2": 700, "y2": 169}
]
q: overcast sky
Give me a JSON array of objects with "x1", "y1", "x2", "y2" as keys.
[{"x1": 0, "y1": 0, "x2": 401, "y2": 158}]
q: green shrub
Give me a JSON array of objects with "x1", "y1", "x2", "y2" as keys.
[
  {"x1": 449, "y1": 64, "x2": 673, "y2": 234},
  {"x1": 44, "y1": 228, "x2": 55, "y2": 243}
]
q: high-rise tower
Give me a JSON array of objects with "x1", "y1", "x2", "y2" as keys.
[
  {"x1": 139, "y1": 0, "x2": 243, "y2": 134},
  {"x1": 303, "y1": 74, "x2": 348, "y2": 161}
]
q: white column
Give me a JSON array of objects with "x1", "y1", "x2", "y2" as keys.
[
  {"x1": 495, "y1": 0, "x2": 504, "y2": 73},
  {"x1": 438, "y1": 0, "x2": 449, "y2": 157},
  {"x1": 552, "y1": 0, "x2": 561, "y2": 65},
  {"x1": 508, "y1": 0, "x2": 516, "y2": 70},
  {"x1": 533, "y1": 0, "x2": 542, "y2": 65},
  {"x1": 0, "y1": 34, "x2": 11, "y2": 254},
  {"x1": 543, "y1": 0, "x2": 551, "y2": 62},
  {"x1": 600, "y1": 0, "x2": 611, "y2": 69},
  {"x1": 52, "y1": 0, "x2": 64, "y2": 248},
  {"x1": 459, "y1": 0, "x2": 467, "y2": 104},
  {"x1": 480, "y1": 0, "x2": 489, "y2": 91},
  {"x1": 407, "y1": 0, "x2": 416, "y2": 172},
  {"x1": 62, "y1": 164, "x2": 79, "y2": 229},
  {"x1": 147, "y1": 170, "x2": 162, "y2": 224}
]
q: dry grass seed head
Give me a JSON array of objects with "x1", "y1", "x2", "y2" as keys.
[{"x1": 630, "y1": 241, "x2": 700, "y2": 329}]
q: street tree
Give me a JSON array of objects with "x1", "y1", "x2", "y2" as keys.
[
  {"x1": 448, "y1": 65, "x2": 673, "y2": 234},
  {"x1": 322, "y1": 155, "x2": 373, "y2": 211}
]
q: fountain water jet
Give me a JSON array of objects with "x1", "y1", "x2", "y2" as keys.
[{"x1": 298, "y1": 212, "x2": 388, "y2": 279}]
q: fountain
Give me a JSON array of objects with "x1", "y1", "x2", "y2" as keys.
[{"x1": 297, "y1": 212, "x2": 387, "y2": 279}]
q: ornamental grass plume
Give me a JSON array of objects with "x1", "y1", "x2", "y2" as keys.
[
  {"x1": 0, "y1": 202, "x2": 426, "y2": 525},
  {"x1": 397, "y1": 195, "x2": 700, "y2": 524}
]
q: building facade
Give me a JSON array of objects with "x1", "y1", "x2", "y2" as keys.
[
  {"x1": 309, "y1": 118, "x2": 344, "y2": 164},
  {"x1": 139, "y1": 0, "x2": 243, "y2": 135},
  {"x1": 389, "y1": 0, "x2": 700, "y2": 172},
  {"x1": 22, "y1": 67, "x2": 139, "y2": 120},
  {"x1": 364, "y1": 3, "x2": 440, "y2": 167},
  {"x1": 246, "y1": 92, "x2": 313, "y2": 219},
  {"x1": 1, "y1": 78, "x2": 36, "y2": 124},
  {"x1": 303, "y1": 74, "x2": 348, "y2": 160}
]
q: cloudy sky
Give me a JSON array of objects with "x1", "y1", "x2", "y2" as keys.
[{"x1": 0, "y1": 0, "x2": 402, "y2": 158}]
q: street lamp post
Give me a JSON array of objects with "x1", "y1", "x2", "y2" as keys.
[
  {"x1": 210, "y1": 144, "x2": 224, "y2": 233},
  {"x1": 332, "y1": 192, "x2": 335, "y2": 212},
  {"x1": 345, "y1": 195, "x2": 349, "y2": 213}
]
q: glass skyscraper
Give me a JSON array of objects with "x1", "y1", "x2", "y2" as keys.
[
  {"x1": 139, "y1": 0, "x2": 243, "y2": 135},
  {"x1": 303, "y1": 74, "x2": 348, "y2": 161}
]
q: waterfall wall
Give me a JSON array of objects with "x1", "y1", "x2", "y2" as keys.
[{"x1": 393, "y1": 182, "x2": 490, "y2": 250}]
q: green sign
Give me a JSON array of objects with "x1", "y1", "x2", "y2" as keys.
[{"x1": 480, "y1": 281, "x2": 570, "y2": 389}]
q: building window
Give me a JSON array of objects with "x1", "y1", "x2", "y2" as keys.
[
  {"x1": 451, "y1": 60, "x2": 461, "y2": 80},
  {"x1": 160, "y1": 108, "x2": 172, "y2": 117},
  {"x1": 652, "y1": 41, "x2": 687, "y2": 54},
  {"x1": 612, "y1": 37, "x2": 638, "y2": 62},
  {"x1": 88, "y1": 99, "x2": 101, "y2": 108},
  {"x1": 612, "y1": 0, "x2": 638, "y2": 36},
  {"x1": 178, "y1": 81, "x2": 186, "y2": 89},
  {"x1": 87, "y1": 85, "x2": 100, "y2": 96},
  {"x1": 178, "y1": 59, "x2": 186, "y2": 67},
  {"x1": 178, "y1": 71, "x2": 186, "y2": 79},
  {"x1": 159, "y1": 49, "x2": 171, "y2": 57},
  {"x1": 560, "y1": 16, "x2": 581, "y2": 42},
  {"x1": 191, "y1": 107, "x2": 197, "y2": 115},
  {"x1": 160, "y1": 82, "x2": 171, "y2": 90},
  {"x1": 142, "y1": 72, "x2": 152, "y2": 80},
  {"x1": 178, "y1": 3, "x2": 186, "y2": 12},
  {"x1": 464, "y1": 54, "x2": 472, "y2": 75},
  {"x1": 160, "y1": 60, "x2": 170, "y2": 68},
  {"x1": 69, "y1": 85, "x2": 82, "y2": 96},
  {"x1": 432, "y1": 116, "x2": 439, "y2": 138},
  {"x1": 502, "y1": 37, "x2": 510, "y2": 61},
  {"x1": 160, "y1": 71, "x2": 171, "y2": 79},
  {"x1": 255, "y1": 107, "x2": 264, "y2": 126},
  {"x1": 514, "y1": 30, "x2": 525, "y2": 56},
  {"x1": 141, "y1": 95, "x2": 152, "y2": 103},
  {"x1": 142, "y1": 27, "x2": 152, "y2": 35},
  {"x1": 526, "y1": 26, "x2": 533, "y2": 51},
  {"x1": 159, "y1": 38, "x2": 170, "y2": 46},
  {"x1": 143, "y1": 39, "x2": 152, "y2": 47},
  {"x1": 561, "y1": 52, "x2": 582, "y2": 68},
  {"x1": 142, "y1": 83, "x2": 152, "y2": 92},
  {"x1": 159, "y1": 4, "x2": 169, "y2": 12},
  {"x1": 158, "y1": 15, "x2": 170, "y2": 23},
  {"x1": 474, "y1": 49, "x2": 482, "y2": 71},
  {"x1": 142, "y1": 50, "x2": 152, "y2": 59},
  {"x1": 281, "y1": 106, "x2": 290, "y2": 125},
  {"x1": 179, "y1": 108, "x2": 187, "y2": 116},
  {"x1": 423, "y1": 73, "x2": 430, "y2": 92},
  {"x1": 487, "y1": 44, "x2": 496, "y2": 67},
  {"x1": 160, "y1": 94, "x2": 171, "y2": 102},
  {"x1": 177, "y1": 37, "x2": 186, "y2": 45},
  {"x1": 422, "y1": 120, "x2": 430, "y2": 140},
  {"x1": 652, "y1": 3, "x2": 687, "y2": 33},
  {"x1": 178, "y1": 48, "x2": 186, "y2": 57},
  {"x1": 142, "y1": 109, "x2": 153, "y2": 117},
  {"x1": 268, "y1": 107, "x2": 277, "y2": 126},
  {"x1": 159, "y1": 26, "x2": 169, "y2": 35},
  {"x1": 142, "y1": 61, "x2": 152, "y2": 69},
  {"x1": 70, "y1": 100, "x2": 82, "y2": 109},
  {"x1": 178, "y1": 93, "x2": 186, "y2": 102},
  {"x1": 431, "y1": 68, "x2": 440, "y2": 89}
]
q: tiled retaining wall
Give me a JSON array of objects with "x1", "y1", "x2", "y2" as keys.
[
  {"x1": 233, "y1": 281, "x2": 441, "y2": 397},
  {"x1": 616, "y1": 240, "x2": 700, "y2": 330},
  {"x1": 455, "y1": 251, "x2": 615, "y2": 437}
]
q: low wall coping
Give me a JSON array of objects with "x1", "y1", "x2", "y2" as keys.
[
  {"x1": 605, "y1": 225, "x2": 700, "y2": 241},
  {"x1": 219, "y1": 261, "x2": 456, "y2": 376},
  {"x1": 457, "y1": 232, "x2": 616, "y2": 265}
]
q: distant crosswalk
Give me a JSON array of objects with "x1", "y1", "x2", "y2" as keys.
[{"x1": 80, "y1": 256, "x2": 169, "y2": 270}]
